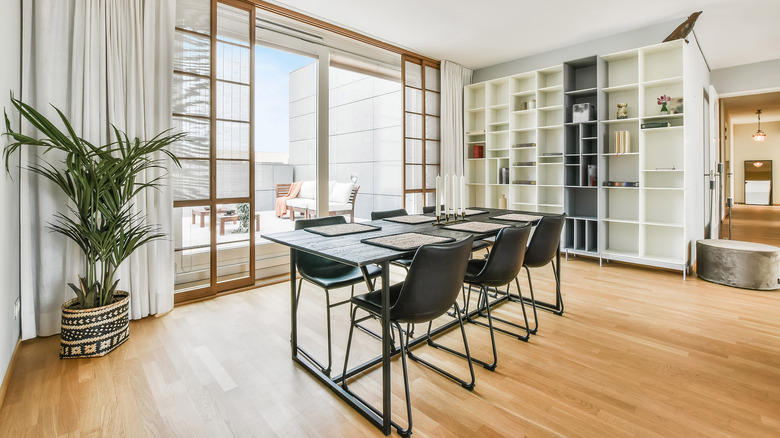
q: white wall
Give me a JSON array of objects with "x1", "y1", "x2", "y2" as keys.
[
  {"x1": 0, "y1": 0, "x2": 21, "y2": 390},
  {"x1": 473, "y1": 19, "x2": 681, "y2": 83},
  {"x1": 711, "y1": 58, "x2": 780, "y2": 96},
  {"x1": 733, "y1": 121, "x2": 780, "y2": 205}
]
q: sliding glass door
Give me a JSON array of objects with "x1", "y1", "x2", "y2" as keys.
[{"x1": 173, "y1": 0, "x2": 255, "y2": 301}]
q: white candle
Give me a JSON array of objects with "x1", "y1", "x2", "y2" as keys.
[
  {"x1": 444, "y1": 174, "x2": 450, "y2": 215},
  {"x1": 452, "y1": 175, "x2": 459, "y2": 216},
  {"x1": 460, "y1": 175, "x2": 466, "y2": 214},
  {"x1": 435, "y1": 175, "x2": 441, "y2": 217}
]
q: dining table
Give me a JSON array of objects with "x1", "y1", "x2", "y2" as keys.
[{"x1": 262, "y1": 208, "x2": 562, "y2": 435}]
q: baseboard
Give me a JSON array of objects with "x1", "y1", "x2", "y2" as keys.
[{"x1": 0, "y1": 336, "x2": 22, "y2": 410}]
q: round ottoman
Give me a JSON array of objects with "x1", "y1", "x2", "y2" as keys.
[{"x1": 697, "y1": 239, "x2": 780, "y2": 290}]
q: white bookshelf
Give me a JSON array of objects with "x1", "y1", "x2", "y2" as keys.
[
  {"x1": 465, "y1": 65, "x2": 564, "y2": 211},
  {"x1": 464, "y1": 39, "x2": 707, "y2": 277}
]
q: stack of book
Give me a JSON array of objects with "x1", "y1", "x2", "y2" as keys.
[
  {"x1": 641, "y1": 121, "x2": 672, "y2": 129},
  {"x1": 615, "y1": 131, "x2": 631, "y2": 155},
  {"x1": 472, "y1": 144, "x2": 484, "y2": 158},
  {"x1": 512, "y1": 142, "x2": 536, "y2": 148},
  {"x1": 603, "y1": 181, "x2": 639, "y2": 187},
  {"x1": 513, "y1": 180, "x2": 536, "y2": 185},
  {"x1": 514, "y1": 161, "x2": 536, "y2": 167}
]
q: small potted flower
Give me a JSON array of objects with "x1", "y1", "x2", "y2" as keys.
[{"x1": 657, "y1": 94, "x2": 671, "y2": 115}]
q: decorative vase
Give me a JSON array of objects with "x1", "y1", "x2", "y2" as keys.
[
  {"x1": 498, "y1": 194, "x2": 507, "y2": 209},
  {"x1": 660, "y1": 102, "x2": 668, "y2": 115},
  {"x1": 616, "y1": 103, "x2": 628, "y2": 119},
  {"x1": 60, "y1": 291, "x2": 130, "y2": 358}
]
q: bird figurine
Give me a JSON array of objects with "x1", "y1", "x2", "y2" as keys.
[{"x1": 664, "y1": 11, "x2": 702, "y2": 43}]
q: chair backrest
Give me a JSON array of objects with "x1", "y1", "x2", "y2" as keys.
[
  {"x1": 371, "y1": 208, "x2": 408, "y2": 220},
  {"x1": 469, "y1": 224, "x2": 532, "y2": 287},
  {"x1": 349, "y1": 185, "x2": 360, "y2": 205},
  {"x1": 293, "y1": 216, "x2": 353, "y2": 278},
  {"x1": 422, "y1": 205, "x2": 444, "y2": 214},
  {"x1": 391, "y1": 236, "x2": 474, "y2": 324},
  {"x1": 524, "y1": 214, "x2": 566, "y2": 268},
  {"x1": 275, "y1": 183, "x2": 292, "y2": 198}
]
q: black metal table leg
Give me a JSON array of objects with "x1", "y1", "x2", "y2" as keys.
[{"x1": 380, "y1": 260, "x2": 392, "y2": 435}]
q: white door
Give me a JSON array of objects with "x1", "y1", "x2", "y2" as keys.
[{"x1": 708, "y1": 84, "x2": 721, "y2": 239}]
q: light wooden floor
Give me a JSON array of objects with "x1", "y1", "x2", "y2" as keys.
[
  {"x1": 721, "y1": 203, "x2": 780, "y2": 247},
  {"x1": 2, "y1": 249, "x2": 779, "y2": 437}
]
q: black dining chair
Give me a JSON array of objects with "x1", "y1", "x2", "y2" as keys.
[
  {"x1": 422, "y1": 205, "x2": 492, "y2": 256},
  {"x1": 461, "y1": 224, "x2": 532, "y2": 370},
  {"x1": 370, "y1": 208, "x2": 409, "y2": 220},
  {"x1": 293, "y1": 215, "x2": 382, "y2": 376},
  {"x1": 341, "y1": 236, "x2": 475, "y2": 437},
  {"x1": 515, "y1": 213, "x2": 567, "y2": 322}
]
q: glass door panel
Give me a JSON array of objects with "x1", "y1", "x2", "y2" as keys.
[
  {"x1": 174, "y1": 205, "x2": 212, "y2": 298},
  {"x1": 215, "y1": 2, "x2": 254, "y2": 291}
]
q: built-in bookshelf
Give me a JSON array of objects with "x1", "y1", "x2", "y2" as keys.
[
  {"x1": 465, "y1": 65, "x2": 564, "y2": 212},
  {"x1": 465, "y1": 38, "x2": 708, "y2": 277}
]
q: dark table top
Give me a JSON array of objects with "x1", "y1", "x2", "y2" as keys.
[{"x1": 262, "y1": 208, "x2": 554, "y2": 267}]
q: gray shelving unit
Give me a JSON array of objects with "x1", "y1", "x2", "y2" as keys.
[{"x1": 562, "y1": 56, "x2": 603, "y2": 257}]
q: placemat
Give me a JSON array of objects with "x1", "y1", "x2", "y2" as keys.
[
  {"x1": 489, "y1": 213, "x2": 543, "y2": 223},
  {"x1": 383, "y1": 215, "x2": 437, "y2": 224},
  {"x1": 304, "y1": 223, "x2": 381, "y2": 237},
  {"x1": 441, "y1": 222, "x2": 510, "y2": 233},
  {"x1": 464, "y1": 209, "x2": 489, "y2": 216},
  {"x1": 361, "y1": 233, "x2": 455, "y2": 252}
]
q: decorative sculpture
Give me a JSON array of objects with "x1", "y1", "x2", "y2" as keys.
[{"x1": 663, "y1": 11, "x2": 702, "y2": 43}]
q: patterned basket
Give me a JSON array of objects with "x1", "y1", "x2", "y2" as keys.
[{"x1": 60, "y1": 291, "x2": 130, "y2": 359}]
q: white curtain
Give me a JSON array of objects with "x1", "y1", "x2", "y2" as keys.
[
  {"x1": 440, "y1": 60, "x2": 473, "y2": 176},
  {"x1": 20, "y1": 0, "x2": 176, "y2": 340}
]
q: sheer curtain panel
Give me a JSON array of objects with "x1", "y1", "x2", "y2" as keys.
[
  {"x1": 19, "y1": 0, "x2": 176, "y2": 339},
  {"x1": 440, "y1": 60, "x2": 473, "y2": 176}
]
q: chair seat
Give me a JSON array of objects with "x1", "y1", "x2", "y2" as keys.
[
  {"x1": 351, "y1": 283, "x2": 403, "y2": 316},
  {"x1": 302, "y1": 264, "x2": 381, "y2": 290},
  {"x1": 464, "y1": 259, "x2": 487, "y2": 278}
]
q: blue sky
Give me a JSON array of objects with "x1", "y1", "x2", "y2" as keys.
[{"x1": 255, "y1": 45, "x2": 313, "y2": 153}]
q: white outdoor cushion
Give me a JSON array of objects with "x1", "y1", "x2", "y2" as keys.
[
  {"x1": 286, "y1": 198, "x2": 309, "y2": 208},
  {"x1": 329, "y1": 180, "x2": 336, "y2": 194},
  {"x1": 328, "y1": 202, "x2": 351, "y2": 211},
  {"x1": 298, "y1": 180, "x2": 316, "y2": 199},
  {"x1": 329, "y1": 182, "x2": 354, "y2": 204}
]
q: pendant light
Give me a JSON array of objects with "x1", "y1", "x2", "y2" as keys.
[{"x1": 753, "y1": 109, "x2": 766, "y2": 142}]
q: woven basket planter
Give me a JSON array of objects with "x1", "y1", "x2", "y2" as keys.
[{"x1": 60, "y1": 291, "x2": 130, "y2": 359}]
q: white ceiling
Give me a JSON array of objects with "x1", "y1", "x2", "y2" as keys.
[{"x1": 274, "y1": 0, "x2": 780, "y2": 70}]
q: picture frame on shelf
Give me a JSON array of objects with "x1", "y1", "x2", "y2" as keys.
[{"x1": 670, "y1": 97, "x2": 683, "y2": 114}]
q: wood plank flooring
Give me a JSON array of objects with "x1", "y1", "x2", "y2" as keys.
[
  {"x1": 2, "y1": 256, "x2": 779, "y2": 437},
  {"x1": 721, "y1": 204, "x2": 780, "y2": 247}
]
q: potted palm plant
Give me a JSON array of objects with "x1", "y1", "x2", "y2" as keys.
[{"x1": 3, "y1": 96, "x2": 182, "y2": 358}]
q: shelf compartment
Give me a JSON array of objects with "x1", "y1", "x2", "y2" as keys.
[
  {"x1": 565, "y1": 186, "x2": 597, "y2": 218},
  {"x1": 641, "y1": 41, "x2": 683, "y2": 82},
  {"x1": 538, "y1": 66, "x2": 563, "y2": 88},
  {"x1": 605, "y1": 222, "x2": 639, "y2": 255},
  {"x1": 642, "y1": 128, "x2": 683, "y2": 170},
  {"x1": 642, "y1": 224, "x2": 684, "y2": 262},
  {"x1": 606, "y1": 154, "x2": 639, "y2": 183},
  {"x1": 642, "y1": 81, "x2": 683, "y2": 117},
  {"x1": 603, "y1": 49, "x2": 639, "y2": 88},
  {"x1": 605, "y1": 187, "x2": 639, "y2": 222},
  {"x1": 643, "y1": 170, "x2": 683, "y2": 188},
  {"x1": 465, "y1": 83, "x2": 486, "y2": 109},
  {"x1": 487, "y1": 79, "x2": 510, "y2": 106},
  {"x1": 644, "y1": 189, "x2": 683, "y2": 225}
]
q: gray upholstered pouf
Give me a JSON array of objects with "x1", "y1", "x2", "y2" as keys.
[{"x1": 697, "y1": 239, "x2": 780, "y2": 290}]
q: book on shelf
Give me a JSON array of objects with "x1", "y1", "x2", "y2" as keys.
[
  {"x1": 614, "y1": 130, "x2": 631, "y2": 155},
  {"x1": 513, "y1": 180, "x2": 536, "y2": 185},
  {"x1": 641, "y1": 122, "x2": 672, "y2": 129},
  {"x1": 603, "y1": 181, "x2": 639, "y2": 187},
  {"x1": 466, "y1": 129, "x2": 486, "y2": 135},
  {"x1": 512, "y1": 142, "x2": 536, "y2": 148},
  {"x1": 655, "y1": 166, "x2": 676, "y2": 170},
  {"x1": 514, "y1": 161, "x2": 536, "y2": 166},
  {"x1": 542, "y1": 152, "x2": 563, "y2": 156}
]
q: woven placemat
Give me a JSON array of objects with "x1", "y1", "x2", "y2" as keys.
[
  {"x1": 442, "y1": 222, "x2": 510, "y2": 233},
  {"x1": 464, "y1": 209, "x2": 489, "y2": 216},
  {"x1": 304, "y1": 223, "x2": 381, "y2": 237},
  {"x1": 490, "y1": 213, "x2": 543, "y2": 223},
  {"x1": 383, "y1": 215, "x2": 437, "y2": 224},
  {"x1": 361, "y1": 233, "x2": 455, "y2": 251}
]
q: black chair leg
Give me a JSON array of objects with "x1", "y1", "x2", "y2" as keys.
[
  {"x1": 521, "y1": 260, "x2": 564, "y2": 315},
  {"x1": 458, "y1": 286, "x2": 498, "y2": 370},
  {"x1": 295, "y1": 280, "x2": 332, "y2": 375},
  {"x1": 340, "y1": 306, "x2": 359, "y2": 391},
  {"x1": 408, "y1": 305, "x2": 476, "y2": 390},
  {"x1": 395, "y1": 321, "x2": 413, "y2": 437}
]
